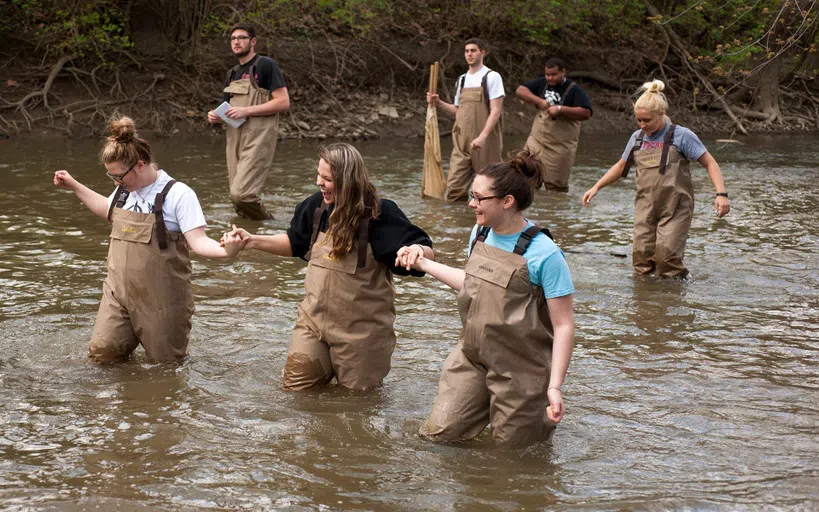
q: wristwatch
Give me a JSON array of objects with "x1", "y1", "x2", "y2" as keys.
[{"x1": 716, "y1": 192, "x2": 728, "y2": 198}]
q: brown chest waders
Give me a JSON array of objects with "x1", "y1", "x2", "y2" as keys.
[
  {"x1": 421, "y1": 225, "x2": 560, "y2": 445},
  {"x1": 524, "y1": 82, "x2": 581, "y2": 191},
  {"x1": 282, "y1": 205, "x2": 397, "y2": 390},
  {"x1": 223, "y1": 64, "x2": 279, "y2": 220},
  {"x1": 622, "y1": 125, "x2": 695, "y2": 278},
  {"x1": 447, "y1": 72, "x2": 503, "y2": 202},
  {"x1": 89, "y1": 182, "x2": 194, "y2": 362}
]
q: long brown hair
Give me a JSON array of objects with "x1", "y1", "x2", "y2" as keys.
[
  {"x1": 320, "y1": 143, "x2": 381, "y2": 260},
  {"x1": 100, "y1": 115, "x2": 152, "y2": 167}
]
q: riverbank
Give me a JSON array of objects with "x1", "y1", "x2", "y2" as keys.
[{"x1": 2, "y1": 76, "x2": 815, "y2": 142}]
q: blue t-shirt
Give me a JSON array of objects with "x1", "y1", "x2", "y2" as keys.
[
  {"x1": 620, "y1": 122, "x2": 707, "y2": 162},
  {"x1": 467, "y1": 222, "x2": 574, "y2": 299}
]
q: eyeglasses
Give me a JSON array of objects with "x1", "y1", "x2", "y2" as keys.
[
  {"x1": 469, "y1": 191, "x2": 502, "y2": 203},
  {"x1": 106, "y1": 164, "x2": 135, "y2": 184},
  {"x1": 230, "y1": 35, "x2": 251, "y2": 42}
]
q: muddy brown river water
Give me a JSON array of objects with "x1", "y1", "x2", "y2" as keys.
[{"x1": 1, "y1": 132, "x2": 818, "y2": 510}]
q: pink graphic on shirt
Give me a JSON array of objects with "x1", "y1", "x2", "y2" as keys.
[{"x1": 641, "y1": 141, "x2": 665, "y2": 150}]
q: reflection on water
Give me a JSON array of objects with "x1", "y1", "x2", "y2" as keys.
[{"x1": 1, "y1": 132, "x2": 818, "y2": 509}]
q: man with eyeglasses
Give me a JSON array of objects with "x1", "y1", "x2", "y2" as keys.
[{"x1": 207, "y1": 22, "x2": 290, "y2": 220}]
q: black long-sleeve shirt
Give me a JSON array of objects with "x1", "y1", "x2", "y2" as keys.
[{"x1": 286, "y1": 192, "x2": 432, "y2": 277}]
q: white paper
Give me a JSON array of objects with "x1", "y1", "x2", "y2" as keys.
[{"x1": 214, "y1": 101, "x2": 246, "y2": 128}]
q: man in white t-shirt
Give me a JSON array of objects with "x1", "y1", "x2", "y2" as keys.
[{"x1": 427, "y1": 38, "x2": 504, "y2": 202}]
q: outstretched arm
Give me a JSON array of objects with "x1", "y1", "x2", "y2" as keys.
[
  {"x1": 184, "y1": 227, "x2": 243, "y2": 258},
  {"x1": 53, "y1": 170, "x2": 109, "y2": 219},
  {"x1": 582, "y1": 158, "x2": 627, "y2": 206},
  {"x1": 224, "y1": 228, "x2": 293, "y2": 257},
  {"x1": 396, "y1": 247, "x2": 464, "y2": 291}
]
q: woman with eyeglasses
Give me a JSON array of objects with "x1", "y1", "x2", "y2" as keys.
[
  {"x1": 396, "y1": 150, "x2": 575, "y2": 445},
  {"x1": 582, "y1": 79, "x2": 730, "y2": 278},
  {"x1": 53, "y1": 115, "x2": 244, "y2": 363}
]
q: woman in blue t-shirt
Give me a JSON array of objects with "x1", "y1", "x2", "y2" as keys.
[
  {"x1": 396, "y1": 150, "x2": 575, "y2": 445},
  {"x1": 582, "y1": 79, "x2": 730, "y2": 278}
]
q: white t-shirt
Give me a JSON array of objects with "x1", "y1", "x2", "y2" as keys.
[
  {"x1": 106, "y1": 170, "x2": 207, "y2": 233},
  {"x1": 454, "y1": 66, "x2": 505, "y2": 106}
]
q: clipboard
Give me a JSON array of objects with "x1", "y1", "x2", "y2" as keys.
[{"x1": 214, "y1": 101, "x2": 246, "y2": 128}]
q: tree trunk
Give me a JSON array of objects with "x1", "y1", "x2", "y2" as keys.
[{"x1": 751, "y1": 56, "x2": 783, "y2": 123}]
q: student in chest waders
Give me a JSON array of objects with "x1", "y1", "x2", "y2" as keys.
[
  {"x1": 224, "y1": 143, "x2": 435, "y2": 390},
  {"x1": 516, "y1": 57, "x2": 593, "y2": 191},
  {"x1": 207, "y1": 22, "x2": 290, "y2": 221},
  {"x1": 53, "y1": 116, "x2": 244, "y2": 363},
  {"x1": 582, "y1": 80, "x2": 731, "y2": 278},
  {"x1": 397, "y1": 150, "x2": 575, "y2": 446},
  {"x1": 427, "y1": 38, "x2": 504, "y2": 203}
]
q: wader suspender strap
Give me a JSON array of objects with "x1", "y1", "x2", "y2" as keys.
[
  {"x1": 356, "y1": 207, "x2": 372, "y2": 268},
  {"x1": 481, "y1": 72, "x2": 490, "y2": 107},
  {"x1": 308, "y1": 202, "x2": 330, "y2": 253},
  {"x1": 306, "y1": 203, "x2": 370, "y2": 268},
  {"x1": 470, "y1": 226, "x2": 491, "y2": 253},
  {"x1": 458, "y1": 72, "x2": 492, "y2": 108},
  {"x1": 152, "y1": 180, "x2": 177, "y2": 250},
  {"x1": 658, "y1": 124, "x2": 677, "y2": 175},
  {"x1": 622, "y1": 131, "x2": 645, "y2": 178},
  {"x1": 513, "y1": 225, "x2": 554, "y2": 255},
  {"x1": 559, "y1": 82, "x2": 576, "y2": 106},
  {"x1": 247, "y1": 65, "x2": 259, "y2": 90},
  {"x1": 225, "y1": 63, "x2": 242, "y2": 88},
  {"x1": 106, "y1": 185, "x2": 129, "y2": 223}
]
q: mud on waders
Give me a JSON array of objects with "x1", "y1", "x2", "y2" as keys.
[{"x1": 283, "y1": 204, "x2": 397, "y2": 390}]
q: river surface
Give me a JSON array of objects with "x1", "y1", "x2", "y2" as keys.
[{"x1": 1, "y1": 131, "x2": 818, "y2": 510}]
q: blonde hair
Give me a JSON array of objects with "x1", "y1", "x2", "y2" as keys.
[
  {"x1": 100, "y1": 116, "x2": 152, "y2": 167},
  {"x1": 319, "y1": 143, "x2": 381, "y2": 261},
  {"x1": 634, "y1": 79, "x2": 671, "y2": 124}
]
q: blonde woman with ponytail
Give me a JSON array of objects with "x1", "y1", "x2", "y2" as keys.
[
  {"x1": 397, "y1": 150, "x2": 575, "y2": 446},
  {"x1": 226, "y1": 143, "x2": 434, "y2": 391},
  {"x1": 582, "y1": 79, "x2": 730, "y2": 278},
  {"x1": 53, "y1": 116, "x2": 243, "y2": 363}
]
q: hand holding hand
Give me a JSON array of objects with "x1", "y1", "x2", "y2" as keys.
[
  {"x1": 53, "y1": 170, "x2": 77, "y2": 191},
  {"x1": 220, "y1": 225, "x2": 251, "y2": 248},
  {"x1": 394, "y1": 244, "x2": 426, "y2": 271},
  {"x1": 222, "y1": 231, "x2": 245, "y2": 257}
]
